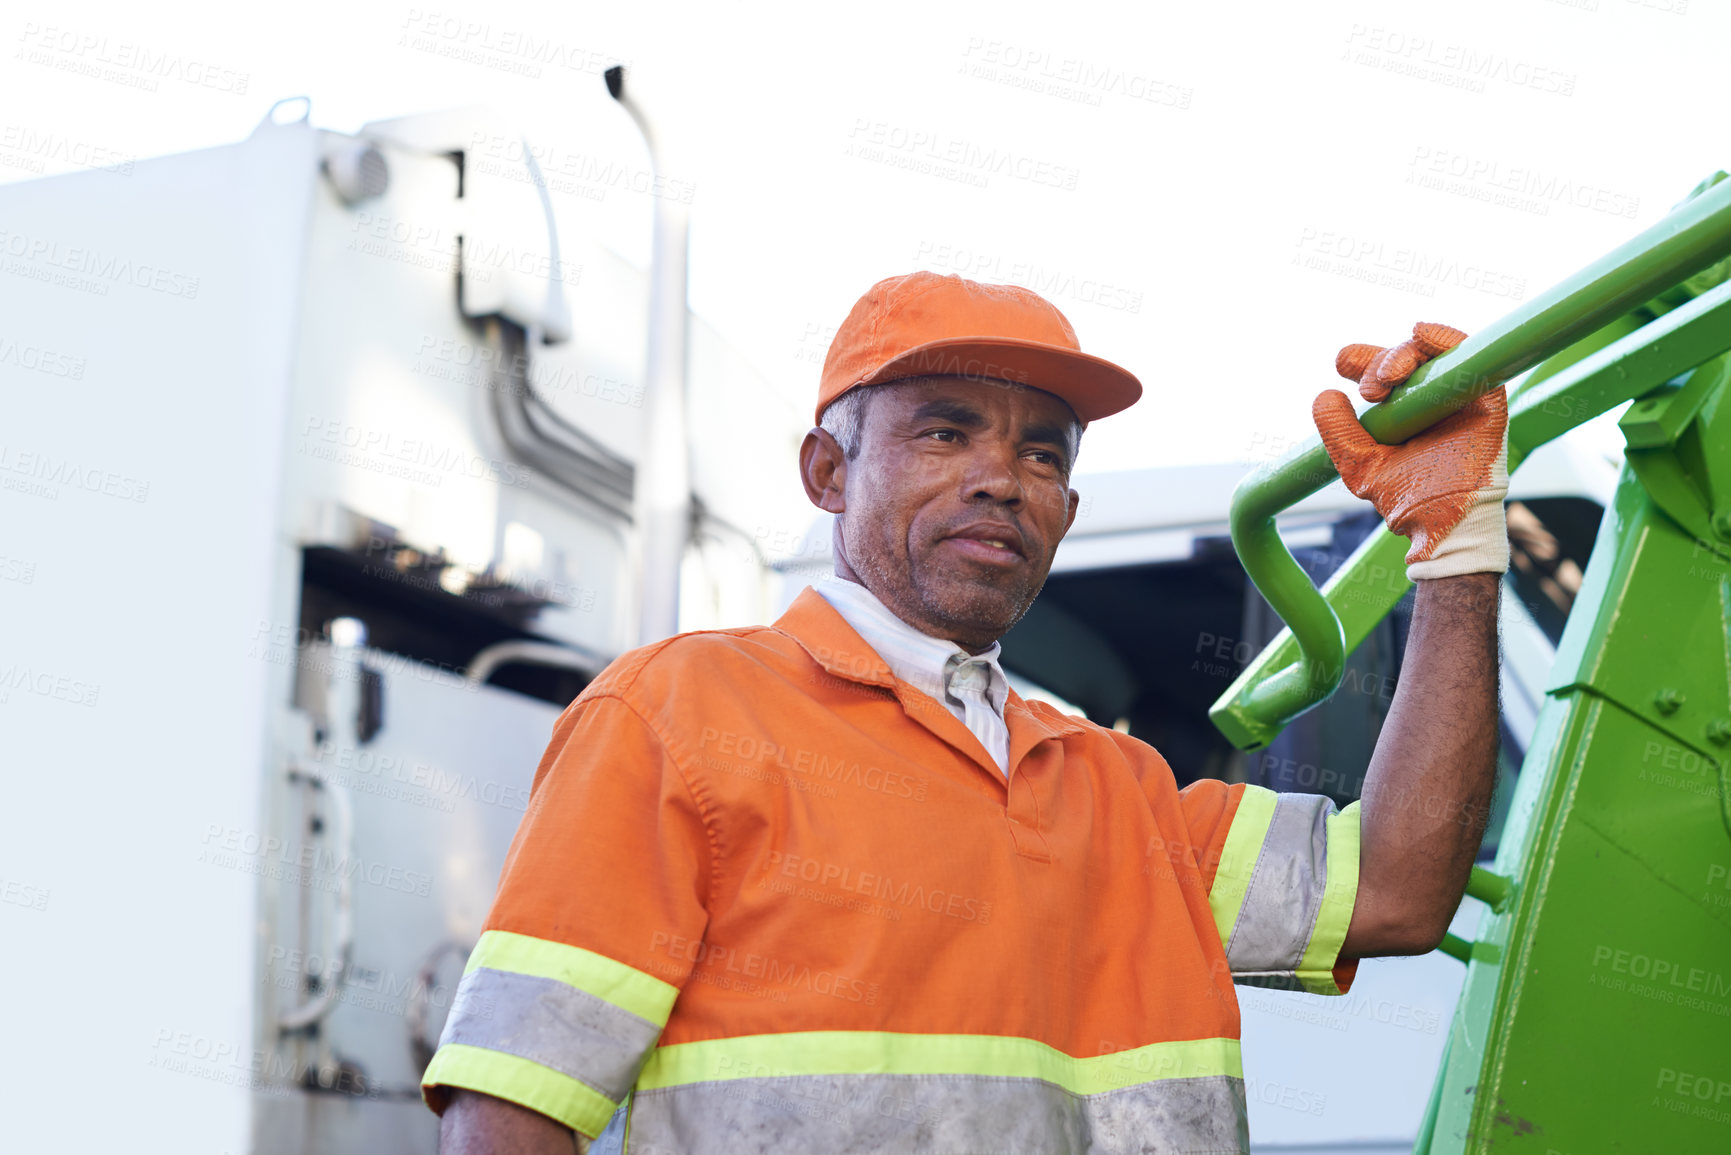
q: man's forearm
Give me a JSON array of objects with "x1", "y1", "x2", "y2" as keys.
[{"x1": 1343, "y1": 572, "x2": 1501, "y2": 957}]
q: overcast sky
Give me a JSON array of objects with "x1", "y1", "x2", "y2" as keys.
[{"x1": 6, "y1": 0, "x2": 1719, "y2": 472}]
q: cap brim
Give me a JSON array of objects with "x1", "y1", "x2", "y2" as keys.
[{"x1": 856, "y1": 336, "x2": 1142, "y2": 423}]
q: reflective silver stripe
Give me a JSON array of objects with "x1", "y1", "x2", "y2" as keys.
[
  {"x1": 1224, "y1": 792, "x2": 1336, "y2": 977},
  {"x1": 438, "y1": 966, "x2": 661, "y2": 1101},
  {"x1": 626, "y1": 1073, "x2": 1248, "y2": 1155}
]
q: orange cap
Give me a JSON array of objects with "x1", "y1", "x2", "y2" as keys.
[{"x1": 815, "y1": 271, "x2": 1142, "y2": 426}]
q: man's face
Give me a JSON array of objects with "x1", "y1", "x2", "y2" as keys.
[{"x1": 800, "y1": 376, "x2": 1081, "y2": 652}]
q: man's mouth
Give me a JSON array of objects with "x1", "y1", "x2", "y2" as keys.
[{"x1": 942, "y1": 524, "x2": 1028, "y2": 561}]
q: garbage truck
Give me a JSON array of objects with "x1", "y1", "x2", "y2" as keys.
[{"x1": 0, "y1": 81, "x2": 810, "y2": 1155}]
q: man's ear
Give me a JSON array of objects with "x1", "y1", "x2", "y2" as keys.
[
  {"x1": 799, "y1": 427, "x2": 847, "y2": 513},
  {"x1": 1062, "y1": 487, "x2": 1081, "y2": 538}
]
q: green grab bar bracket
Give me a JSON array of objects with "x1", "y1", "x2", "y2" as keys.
[
  {"x1": 1466, "y1": 866, "x2": 1515, "y2": 913},
  {"x1": 1436, "y1": 933, "x2": 1474, "y2": 965},
  {"x1": 1432, "y1": 868, "x2": 1518, "y2": 967}
]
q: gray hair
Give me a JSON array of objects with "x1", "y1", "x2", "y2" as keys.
[
  {"x1": 818, "y1": 379, "x2": 1082, "y2": 465},
  {"x1": 818, "y1": 385, "x2": 873, "y2": 459}
]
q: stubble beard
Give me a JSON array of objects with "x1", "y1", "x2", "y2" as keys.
[{"x1": 850, "y1": 532, "x2": 1043, "y2": 650}]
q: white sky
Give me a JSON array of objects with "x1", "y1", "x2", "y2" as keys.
[{"x1": 5, "y1": 0, "x2": 1720, "y2": 472}]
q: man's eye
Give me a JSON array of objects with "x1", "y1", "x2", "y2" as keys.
[
  {"x1": 926, "y1": 429, "x2": 960, "y2": 442},
  {"x1": 1027, "y1": 450, "x2": 1062, "y2": 466}
]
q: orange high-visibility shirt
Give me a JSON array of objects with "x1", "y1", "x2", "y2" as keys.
[{"x1": 423, "y1": 588, "x2": 1361, "y2": 1153}]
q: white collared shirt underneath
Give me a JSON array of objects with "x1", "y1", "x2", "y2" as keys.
[{"x1": 813, "y1": 575, "x2": 1011, "y2": 775}]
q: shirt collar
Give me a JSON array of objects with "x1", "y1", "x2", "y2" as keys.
[
  {"x1": 772, "y1": 586, "x2": 1091, "y2": 763},
  {"x1": 812, "y1": 575, "x2": 1009, "y2": 715}
]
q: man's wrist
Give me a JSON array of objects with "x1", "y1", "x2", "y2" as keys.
[
  {"x1": 1405, "y1": 501, "x2": 1509, "y2": 582},
  {"x1": 1412, "y1": 570, "x2": 1502, "y2": 620}
]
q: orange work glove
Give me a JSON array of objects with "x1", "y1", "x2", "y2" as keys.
[{"x1": 1313, "y1": 322, "x2": 1509, "y2": 580}]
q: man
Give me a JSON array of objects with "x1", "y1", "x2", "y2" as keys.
[{"x1": 425, "y1": 272, "x2": 1506, "y2": 1153}]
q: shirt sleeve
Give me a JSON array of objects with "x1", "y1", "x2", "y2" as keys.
[
  {"x1": 1179, "y1": 780, "x2": 1361, "y2": 996},
  {"x1": 421, "y1": 692, "x2": 712, "y2": 1138}
]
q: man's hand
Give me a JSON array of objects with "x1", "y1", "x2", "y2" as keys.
[
  {"x1": 1314, "y1": 322, "x2": 1509, "y2": 580},
  {"x1": 1333, "y1": 322, "x2": 1467, "y2": 403}
]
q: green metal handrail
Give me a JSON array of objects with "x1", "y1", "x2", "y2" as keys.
[{"x1": 1210, "y1": 176, "x2": 1731, "y2": 750}]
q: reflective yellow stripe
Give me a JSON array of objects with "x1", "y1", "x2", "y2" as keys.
[
  {"x1": 1209, "y1": 784, "x2": 1277, "y2": 945},
  {"x1": 636, "y1": 1032, "x2": 1241, "y2": 1096},
  {"x1": 423, "y1": 1042, "x2": 616, "y2": 1138},
  {"x1": 1294, "y1": 800, "x2": 1362, "y2": 995},
  {"x1": 466, "y1": 930, "x2": 678, "y2": 1025}
]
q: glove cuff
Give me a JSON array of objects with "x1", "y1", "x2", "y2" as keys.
[{"x1": 1406, "y1": 498, "x2": 1509, "y2": 580}]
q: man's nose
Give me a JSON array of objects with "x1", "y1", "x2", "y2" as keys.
[{"x1": 960, "y1": 444, "x2": 1024, "y2": 507}]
